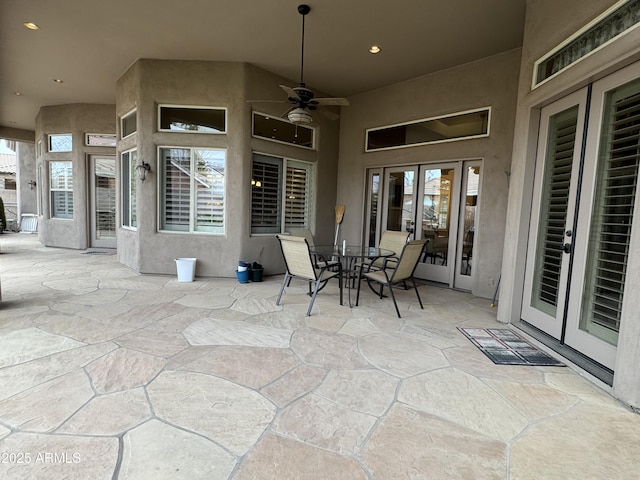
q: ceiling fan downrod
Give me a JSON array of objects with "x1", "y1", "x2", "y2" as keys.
[{"x1": 298, "y1": 4, "x2": 310, "y2": 87}]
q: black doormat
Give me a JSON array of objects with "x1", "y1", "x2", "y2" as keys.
[{"x1": 458, "y1": 327, "x2": 565, "y2": 367}]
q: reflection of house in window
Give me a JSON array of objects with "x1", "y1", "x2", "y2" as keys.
[{"x1": 0, "y1": 145, "x2": 18, "y2": 221}]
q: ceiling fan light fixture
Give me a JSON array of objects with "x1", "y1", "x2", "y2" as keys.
[{"x1": 288, "y1": 108, "x2": 313, "y2": 124}]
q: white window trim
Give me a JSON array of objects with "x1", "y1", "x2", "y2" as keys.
[
  {"x1": 49, "y1": 160, "x2": 73, "y2": 220},
  {"x1": 86, "y1": 133, "x2": 117, "y2": 147},
  {"x1": 121, "y1": 148, "x2": 137, "y2": 230},
  {"x1": 157, "y1": 145, "x2": 227, "y2": 235},
  {"x1": 364, "y1": 106, "x2": 491, "y2": 152},
  {"x1": 251, "y1": 111, "x2": 316, "y2": 150},
  {"x1": 532, "y1": 0, "x2": 640, "y2": 89},
  {"x1": 47, "y1": 133, "x2": 73, "y2": 153},
  {"x1": 158, "y1": 104, "x2": 227, "y2": 134},
  {"x1": 250, "y1": 151, "x2": 315, "y2": 236},
  {"x1": 120, "y1": 108, "x2": 137, "y2": 140}
]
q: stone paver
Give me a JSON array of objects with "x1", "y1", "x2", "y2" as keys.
[{"x1": 1, "y1": 234, "x2": 639, "y2": 479}]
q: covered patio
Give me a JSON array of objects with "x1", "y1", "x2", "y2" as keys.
[{"x1": 1, "y1": 234, "x2": 639, "y2": 479}]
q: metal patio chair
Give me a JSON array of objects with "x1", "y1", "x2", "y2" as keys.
[
  {"x1": 355, "y1": 239, "x2": 427, "y2": 318},
  {"x1": 276, "y1": 234, "x2": 343, "y2": 316}
]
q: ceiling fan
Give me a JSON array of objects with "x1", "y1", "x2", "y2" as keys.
[{"x1": 255, "y1": 4, "x2": 349, "y2": 124}]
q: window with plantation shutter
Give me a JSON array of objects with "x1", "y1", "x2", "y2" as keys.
[
  {"x1": 121, "y1": 149, "x2": 137, "y2": 228},
  {"x1": 251, "y1": 153, "x2": 313, "y2": 234},
  {"x1": 159, "y1": 147, "x2": 226, "y2": 234},
  {"x1": 49, "y1": 161, "x2": 73, "y2": 219},
  {"x1": 285, "y1": 161, "x2": 311, "y2": 229},
  {"x1": 531, "y1": 106, "x2": 579, "y2": 316},
  {"x1": 581, "y1": 79, "x2": 640, "y2": 345}
]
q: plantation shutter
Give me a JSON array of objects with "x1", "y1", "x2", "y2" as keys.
[
  {"x1": 581, "y1": 79, "x2": 640, "y2": 345},
  {"x1": 284, "y1": 161, "x2": 311, "y2": 229},
  {"x1": 194, "y1": 149, "x2": 225, "y2": 233},
  {"x1": 531, "y1": 107, "x2": 579, "y2": 315},
  {"x1": 251, "y1": 154, "x2": 282, "y2": 234},
  {"x1": 50, "y1": 161, "x2": 74, "y2": 219},
  {"x1": 160, "y1": 148, "x2": 191, "y2": 231}
]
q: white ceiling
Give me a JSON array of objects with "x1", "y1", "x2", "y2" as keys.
[{"x1": 0, "y1": 0, "x2": 526, "y2": 132}]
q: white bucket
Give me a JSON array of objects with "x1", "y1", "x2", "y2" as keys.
[{"x1": 176, "y1": 258, "x2": 197, "y2": 282}]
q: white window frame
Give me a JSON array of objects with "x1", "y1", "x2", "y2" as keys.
[
  {"x1": 533, "y1": 0, "x2": 640, "y2": 89},
  {"x1": 158, "y1": 104, "x2": 227, "y2": 134},
  {"x1": 158, "y1": 146, "x2": 226, "y2": 234},
  {"x1": 47, "y1": 134, "x2": 73, "y2": 152},
  {"x1": 121, "y1": 149, "x2": 137, "y2": 229},
  {"x1": 250, "y1": 152, "x2": 314, "y2": 235},
  {"x1": 121, "y1": 108, "x2": 137, "y2": 139},
  {"x1": 86, "y1": 133, "x2": 117, "y2": 147},
  {"x1": 365, "y1": 107, "x2": 491, "y2": 152},
  {"x1": 49, "y1": 160, "x2": 73, "y2": 219},
  {"x1": 251, "y1": 111, "x2": 316, "y2": 150}
]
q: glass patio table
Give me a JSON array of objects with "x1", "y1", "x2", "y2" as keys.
[{"x1": 311, "y1": 245, "x2": 396, "y2": 306}]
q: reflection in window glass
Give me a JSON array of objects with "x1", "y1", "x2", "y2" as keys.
[
  {"x1": 159, "y1": 106, "x2": 226, "y2": 133},
  {"x1": 121, "y1": 150, "x2": 137, "y2": 228},
  {"x1": 366, "y1": 108, "x2": 490, "y2": 151},
  {"x1": 50, "y1": 161, "x2": 73, "y2": 218},
  {"x1": 48, "y1": 134, "x2": 72, "y2": 152},
  {"x1": 251, "y1": 153, "x2": 313, "y2": 234},
  {"x1": 159, "y1": 147, "x2": 226, "y2": 233},
  {"x1": 121, "y1": 110, "x2": 137, "y2": 138},
  {"x1": 252, "y1": 113, "x2": 315, "y2": 148}
]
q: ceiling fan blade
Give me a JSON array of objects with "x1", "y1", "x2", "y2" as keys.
[
  {"x1": 246, "y1": 99, "x2": 289, "y2": 104},
  {"x1": 312, "y1": 97, "x2": 350, "y2": 106},
  {"x1": 280, "y1": 85, "x2": 301, "y2": 101}
]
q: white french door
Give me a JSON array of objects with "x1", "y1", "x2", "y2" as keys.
[
  {"x1": 369, "y1": 160, "x2": 480, "y2": 289},
  {"x1": 522, "y1": 88, "x2": 588, "y2": 339},
  {"x1": 89, "y1": 155, "x2": 116, "y2": 248},
  {"x1": 522, "y1": 64, "x2": 640, "y2": 370}
]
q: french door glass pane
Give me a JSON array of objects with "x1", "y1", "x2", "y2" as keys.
[
  {"x1": 460, "y1": 166, "x2": 480, "y2": 276},
  {"x1": 531, "y1": 106, "x2": 579, "y2": 316},
  {"x1": 422, "y1": 168, "x2": 454, "y2": 265},
  {"x1": 95, "y1": 158, "x2": 115, "y2": 239},
  {"x1": 386, "y1": 170, "x2": 414, "y2": 231},
  {"x1": 581, "y1": 78, "x2": 640, "y2": 346},
  {"x1": 368, "y1": 173, "x2": 380, "y2": 247}
]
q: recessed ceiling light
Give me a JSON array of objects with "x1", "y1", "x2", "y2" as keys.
[
  {"x1": 24, "y1": 22, "x2": 39, "y2": 30},
  {"x1": 53, "y1": 78, "x2": 64, "y2": 83},
  {"x1": 14, "y1": 92, "x2": 23, "y2": 96},
  {"x1": 369, "y1": 45, "x2": 381, "y2": 54}
]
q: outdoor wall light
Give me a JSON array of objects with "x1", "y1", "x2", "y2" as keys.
[
  {"x1": 136, "y1": 161, "x2": 151, "y2": 182},
  {"x1": 28, "y1": 180, "x2": 37, "y2": 189}
]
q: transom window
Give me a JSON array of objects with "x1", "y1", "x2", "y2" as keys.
[
  {"x1": 49, "y1": 161, "x2": 73, "y2": 219},
  {"x1": 252, "y1": 112, "x2": 315, "y2": 149},
  {"x1": 365, "y1": 108, "x2": 490, "y2": 151},
  {"x1": 121, "y1": 109, "x2": 137, "y2": 139},
  {"x1": 251, "y1": 153, "x2": 313, "y2": 234},
  {"x1": 159, "y1": 147, "x2": 226, "y2": 234},
  {"x1": 48, "y1": 134, "x2": 72, "y2": 152},
  {"x1": 159, "y1": 105, "x2": 226, "y2": 133},
  {"x1": 534, "y1": 0, "x2": 640, "y2": 87}
]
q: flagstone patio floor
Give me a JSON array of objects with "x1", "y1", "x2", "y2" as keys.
[{"x1": 1, "y1": 233, "x2": 639, "y2": 479}]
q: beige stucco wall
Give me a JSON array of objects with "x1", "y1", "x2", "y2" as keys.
[
  {"x1": 500, "y1": 0, "x2": 640, "y2": 408},
  {"x1": 336, "y1": 49, "x2": 521, "y2": 298},
  {"x1": 36, "y1": 104, "x2": 116, "y2": 250},
  {"x1": 115, "y1": 60, "x2": 340, "y2": 277}
]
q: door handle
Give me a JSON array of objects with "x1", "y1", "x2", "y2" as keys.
[{"x1": 562, "y1": 243, "x2": 572, "y2": 254}]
